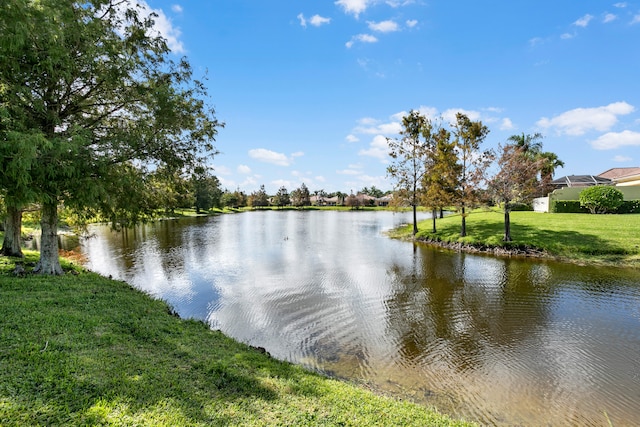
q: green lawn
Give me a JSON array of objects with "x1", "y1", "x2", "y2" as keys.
[
  {"x1": 398, "y1": 209, "x2": 640, "y2": 267},
  {"x1": 0, "y1": 253, "x2": 474, "y2": 427}
]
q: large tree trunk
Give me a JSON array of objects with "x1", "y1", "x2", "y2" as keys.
[
  {"x1": 1, "y1": 205, "x2": 24, "y2": 258},
  {"x1": 34, "y1": 201, "x2": 63, "y2": 275},
  {"x1": 431, "y1": 208, "x2": 437, "y2": 233},
  {"x1": 460, "y1": 205, "x2": 467, "y2": 237},
  {"x1": 412, "y1": 204, "x2": 418, "y2": 235},
  {"x1": 503, "y1": 207, "x2": 512, "y2": 242}
]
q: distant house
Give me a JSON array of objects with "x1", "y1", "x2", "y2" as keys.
[
  {"x1": 376, "y1": 195, "x2": 392, "y2": 207},
  {"x1": 598, "y1": 167, "x2": 640, "y2": 187},
  {"x1": 550, "y1": 175, "x2": 612, "y2": 189}
]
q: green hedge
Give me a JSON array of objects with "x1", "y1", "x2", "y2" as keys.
[
  {"x1": 551, "y1": 199, "x2": 640, "y2": 213},
  {"x1": 618, "y1": 200, "x2": 640, "y2": 214}
]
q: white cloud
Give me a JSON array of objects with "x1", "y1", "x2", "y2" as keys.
[
  {"x1": 171, "y1": 4, "x2": 183, "y2": 13},
  {"x1": 315, "y1": 176, "x2": 326, "y2": 183},
  {"x1": 248, "y1": 148, "x2": 300, "y2": 166},
  {"x1": 591, "y1": 130, "x2": 640, "y2": 150},
  {"x1": 240, "y1": 176, "x2": 258, "y2": 188},
  {"x1": 406, "y1": 19, "x2": 418, "y2": 28},
  {"x1": 603, "y1": 13, "x2": 617, "y2": 23},
  {"x1": 561, "y1": 32, "x2": 575, "y2": 39},
  {"x1": 335, "y1": 0, "x2": 370, "y2": 18},
  {"x1": 337, "y1": 168, "x2": 360, "y2": 175},
  {"x1": 358, "y1": 135, "x2": 390, "y2": 161},
  {"x1": 237, "y1": 164, "x2": 252, "y2": 174},
  {"x1": 212, "y1": 164, "x2": 232, "y2": 176},
  {"x1": 499, "y1": 118, "x2": 515, "y2": 131},
  {"x1": 354, "y1": 118, "x2": 402, "y2": 135},
  {"x1": 368, "y1": 20, "x2": 399, "y2": 33},
  {"x1": 310, "y1": 15, "x2": 331, "y2": 26},
  {"x1": 355, "y1": 174, "x2": 387, "y2": 188},
  {"x1": 217, "y1": 176, "x2": 236, "y2": 189},
  {"x1": 573, "y1": 14, "x2": 594, "y2": 27},
  {"x1": 358, "y1": 117, "x2": 378, "y2": 126},
  {"x1": 537, "y1": 102, "x2": 635, "y2": 136},
  {"x1": 386, "y1": 0, "x2": 414, "y2": 7},
  {"x1": 613, "y1": 155, "x2": 633, "y2": 162},
  {"x1": 134, "y1": 1, "x2": 185, "y2": 53},
  {"x1": 346, "y1": 134, "x2": 360, "y2": 142},
  {"x1": 442, "y1": 108, "x2": 482, "y2": 124},
  {"x1": 614, "y1": 2, "x2": 627, "y2": 8},
  {"x1": 291, "y1": 151, "x2": 305, "y2": 158},
  {"x1": 632, "y1": 14, "x2": 640, "y2": 25},
  {"x1": 417, "y1": 106, "x2": 439, "y2": 120},
  {"x1": 297, "y1": 13, "x2": 307, "y2": 27},
  {"x1": 299, "y1": 13, "x2": 331, "y2": 27},
  {"x1": 529, "y1": 37, "x2": 544, "y2": 47},
  {"x1": 108, "y1": 1, "x2": 185, "y2": 53},
  {"x1": 346, "y1": 33, "x2": 378, "y2": 48},
  {"x1": 272, "y1": 179, "x2": 293, "y2": 189}
]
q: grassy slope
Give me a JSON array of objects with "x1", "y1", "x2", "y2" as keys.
[
  {"x1": 399, "y1": 209, "x2": 640, "y2": 267},
  {"x1": 0, "y1": 253, "x2": 473, "y2": 427}
]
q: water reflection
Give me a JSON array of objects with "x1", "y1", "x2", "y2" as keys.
[{"x1": 80, "y1": 211, "x2": 640, "y2": 426}]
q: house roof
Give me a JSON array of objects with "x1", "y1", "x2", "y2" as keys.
[
  {"x1": 598, "y1": 167, "x2": 640, "y2": 180},
  {"x1": 551, "y1": 175, "x2": 612, "y2": 187}
]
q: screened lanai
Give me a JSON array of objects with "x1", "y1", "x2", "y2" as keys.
[{"x1": 550, "y1": 175, "x2": 612, "y2": 189}]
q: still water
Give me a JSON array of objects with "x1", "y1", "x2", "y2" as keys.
[{"x1": 78, "y1": 210, "x2": 640, "y2": 426}]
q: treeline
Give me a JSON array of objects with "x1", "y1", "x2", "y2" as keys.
[
  {"x1": 221, "y1": 184, "x2": 391, "y2": 209},
  {"x1": 387, "y1": 110, "x2": 564, "y2": 242}
]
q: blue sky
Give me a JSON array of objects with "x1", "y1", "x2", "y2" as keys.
[{"x1": 140, "y1": 0, "x2": 640, "y2": 194}]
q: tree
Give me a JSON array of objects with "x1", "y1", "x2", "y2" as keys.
[
  {"x1": 291, "y1": 183, "x2": 310, "y2": 208},
  {"x1": 0, "y1": 0, "x2": 222, "y2": 273},
  {"x1": 192, "y1": 169, "x2": 222, "y2": 213},
  {"x1": 249, "y1": 185, "x2": 269, "y2": 209},
  {"x1": 149, "y1": 167, "x2": 193, "y2": 215},
  {"x1": 579, "y1": 186, "x2": 624, "y2": 214},
  {"x1": 345, "y1": 192, "x2": 361, "y2": 210},
  {"x1": 421, "y1": 128, "x2": 459, "y2": 233},
  {"x1": 508, "y1": 132, "x2": 543, "y2": 158},
  {"x1": 488, "y1": 144, "x2": 542, "y2": 241},
  {"x1": 361, "y1": 186, "x2": 384, "y2": 198},
  {"x1": 221, "y1": 190, "x2": 239, "y2": 209},
  {"x1": 451, "y1": 113, "x2": 493, "y2": 237},
  {"x1": 0, "y1": 117, "x2": 43, "y2": 257},
  {"x1": 387, "y1": 110, "x2": 437, "y2": 235},
  {"x1": 538, "y1": 151, "x2": 565, "y2": 196},
  {"x1": 274, "y1": 186, "x2": 290, "y2": 208},
  {"x1": 507, "y1": 133, "x2": 564, "y2": 196}
]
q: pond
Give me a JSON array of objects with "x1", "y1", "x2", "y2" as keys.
[{"x1": 77, "y1": 210, "x2": 640, "y2": 426}]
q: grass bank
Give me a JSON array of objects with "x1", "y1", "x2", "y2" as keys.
[
  {"x1": 390, "y1": 209, "x2": 640, "y2": 267},
  {"x1": 0, "y1": 253, "x2": 473, "y2": 427}
]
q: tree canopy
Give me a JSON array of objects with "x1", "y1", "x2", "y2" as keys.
[
  {"x1": 0, "y1": 0, "x2": 222, "y2": 273},
  {"x1": 579, "y1": 186, "x2": 624, "y2": 214}
]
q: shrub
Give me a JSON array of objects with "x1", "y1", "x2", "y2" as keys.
[
  {"x1": 550, "y1": 200, "x2": 589, "y2": 213},
  {"x1": 618, "y1": 200, "x2": 640, "y2": 214},
  {"x1": 579, "y1": 186, "x2": 624, "y2": 214}
]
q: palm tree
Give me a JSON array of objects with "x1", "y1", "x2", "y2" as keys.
[
  {"x1": 507, "y1": 132, "x2": 543, "y2": 158},
  {"x1": 506, "y1": 133, "x2": 564, "y2": 196},
  {"x1": 538, "y1": 151, "x2": 565, "y2": 195}
]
